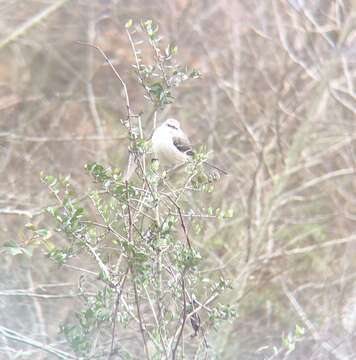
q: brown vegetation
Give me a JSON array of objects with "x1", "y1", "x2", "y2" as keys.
[{"x1": 0, "y1": 1, "x2": 355, "y2": 359}]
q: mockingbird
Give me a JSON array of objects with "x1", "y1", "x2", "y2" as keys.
[{"x1": 151, "y1": 118, "x2": 227, "y2": 175}]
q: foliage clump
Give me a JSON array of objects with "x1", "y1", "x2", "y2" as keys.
[{"x1": 29, "y1": 20, "x2": 235, "y2": 359}]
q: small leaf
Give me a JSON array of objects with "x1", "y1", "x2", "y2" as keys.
[
  {"x1": 36, "y1": 228, "x2": 52, "y2": 240},
  {"x1": 171, "y1": 45, "x2": 178, "y2": 55},
  {"x1": 25, "y1": 223, "x2": 36, "y2": 230},
  {"x1": 295, "y1": 324, "x2": 305, "y2": 337},
  {"x1": 189, "y1": 68, "x2": 201, "y2": 79},
  {"x1": 225, "y1": 208, "x2": 234, "y2": 218},
  {"x1": 151, "y1": 159, "x2": 159, "y2": 172},
  {"x1": 125, "y1": 19, "x2": 133, "y2": 28},
  {"x1": 3, "y1": 241, "x2": 32, "y2": 257}
]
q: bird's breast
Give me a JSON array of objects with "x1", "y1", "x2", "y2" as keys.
[{"x1": 152, "y1": 129, "x2": 187, "y2": 165}]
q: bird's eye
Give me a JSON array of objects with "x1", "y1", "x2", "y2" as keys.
[{"x1": 167, "y1": 124, "x2": 178, "y2": 130}]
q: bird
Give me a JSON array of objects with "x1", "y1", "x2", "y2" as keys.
[{"x1": 151, "y1": 118, "x2": 227, "y2": 175}]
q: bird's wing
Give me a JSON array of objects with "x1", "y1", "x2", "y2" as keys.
[{"x1": 172, "y1": 134, "x2": 194, "y2": 156}]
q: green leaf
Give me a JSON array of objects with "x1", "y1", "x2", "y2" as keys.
[
  {"x1": 295, "y1": 324, "x2": 305, "y2": 337},
  {"x1": 151, "y1": 159, "x2": 159, "y2": 172},
  {"x1": 189, "y1": 68, "x2": 201, "y2": 79},
  {"x1": 36, "y1": 228, "x2": 51, "y2": 239},
  {"x1": 25, "y1": 223, "x2": 36, "y2": 230},
  {"x1": 3, "y1": 241, "x2": 32, "y2": 257},
  {"x1": 171, "y1": 45, "x2": 178, "y2": 55},
  {"x1": 125, "y1": 19, "x2": 133, "y2": 29},
  {"x1": 225, "y1": 208, "x2": 234, "y2": 218}
]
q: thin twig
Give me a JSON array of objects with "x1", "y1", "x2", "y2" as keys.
[
  {"x1": 282, "y1": 282, "x2": 347, "y2": 360},
  {"x1": 109, "y1": 268, "x2": 129, "y2": 358},
  {"x1": 76, "y1": 41, "x2": 132, "y2": 121},
  {"x1": 171, "y1": 277, "x2": 187, "y2": 359},
  {"x1": 0, "y1": 0, "x2": 72, "y2": 49},
  {"x1": 0, "y1": 326, "x2": 76, "y2": 359},
  {"x1": 165, "y1": 195, "x2": 192, "y2": 249},
  {"x1": 125, "y1": 180, "x2": 151, "y2": 359}
]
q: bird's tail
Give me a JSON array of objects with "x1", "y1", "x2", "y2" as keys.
[{"x1": 203, "y1": 161, "x2": 228, "y2": 175}]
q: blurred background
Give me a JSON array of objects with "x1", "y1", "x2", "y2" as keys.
[{"x1": 0, "y1": 0, "x2": 356, "y2": 359}]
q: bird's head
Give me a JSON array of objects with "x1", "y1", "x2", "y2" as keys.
[{"x1": 163, "y1": 118, "x2": 181, "y2": 133}]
